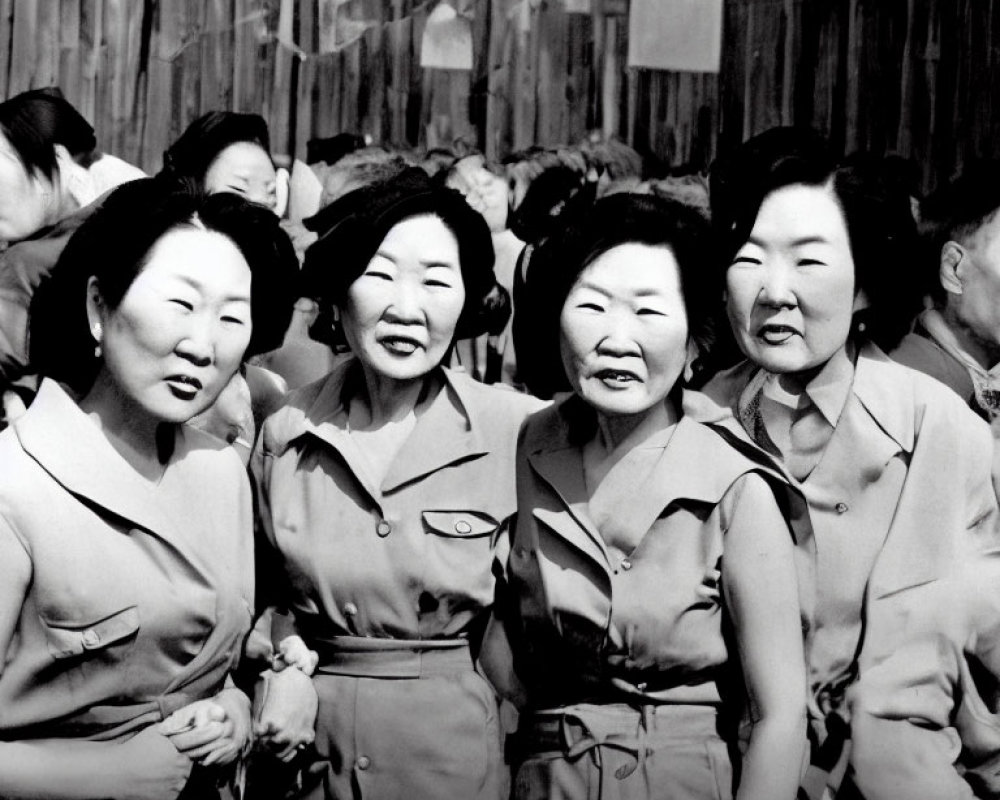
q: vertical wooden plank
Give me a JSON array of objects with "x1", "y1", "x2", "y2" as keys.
[
  {"x1": 200, "y1": 0, "x2": 234, "y2": 110},
  {"x1": 78, "y1": 0, "x2": 102, "y2": 132},
  {"x1": 269, "y1": 0, "x2": 295, "y2": 155},
  {"x1": 10, "y1": 0, "x2": 37, "y2": 93},
  {"x1": 485, "y1": 0, "x2": 512, "y2": 159},
  {"x1": 59, "y1": 0, "x2": 82, "y2": 102},
  {"x1": 0, "y1": 0, "x2": 13, "y2": 96},
  {"x1": 36, "y1": 0, "x2": 60, "y2": 87}
]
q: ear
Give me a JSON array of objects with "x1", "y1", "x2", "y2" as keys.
[
  {"x1": 85, "y1": 276, "x2": 106, "y2": 339},
  {"x1": 939, "y1": 241, "x2": 965, "y2": 296}
]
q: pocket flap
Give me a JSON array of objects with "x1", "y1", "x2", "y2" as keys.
[
  {"x1": 422, "y1": 511, "x2": 498, "y2": 538},
  {"x1": 41, "y1": 606, "x2": 140, "y2": 659}
]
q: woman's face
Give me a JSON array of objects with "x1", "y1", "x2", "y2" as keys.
[
  {"x1": 89, "y1": 227, "x2": 253, "y2": 424},
  {"x1": 342, "y1": 214, "x2": 466, "y2": 383},
  {"x1": 560, "y1": 243, "x2": 689, "y2": 418},
  {"x1": 203, "y1": 141, "x2": 278, "y2": 213},
  {"x1": 726, "y1": 183, "x2": 861, "y2": 375},
  {"x1": 0, "y1": 130, "x2": 53, "y2": 242}
]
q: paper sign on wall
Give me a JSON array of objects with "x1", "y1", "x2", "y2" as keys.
[
  {"x1": 627, "y1": 0, "x2": 723, "y2": 73},
  {"x1": 420, "y1": 1, "x2": 474, "y2": 70},
  {"x1": 563, "y1": 0, "x2": 591, "y2": 13}
]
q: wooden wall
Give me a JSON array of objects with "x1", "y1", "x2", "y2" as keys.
[{"x1": 0, "y1": 0, "x2": 997, "y2": 191}]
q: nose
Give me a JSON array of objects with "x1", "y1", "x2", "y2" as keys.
[
  {"x1": 757, "y1": 259, "x2": 797, "y2": 308},
  {"x1": 596, "y1": 309, "x2": 641, "y2": 358},
  {"x1": 175, "y1": 314, "x2": 215, "y2": 367},
  {"x1": 384, "y1": 281, "x2": 424, "y2": 325}
]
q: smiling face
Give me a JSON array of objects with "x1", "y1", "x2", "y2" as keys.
[
  {"x1": 87, "y1": 226, "x2": 253, "y2": 425},
  {"x1": 726, "y1": 183, "x2": 861, "y2": 375},
  {"x1": 341, "y1": 214, "x2": 466, "y2": 385},
  {"x1": 203, "y1": 141, "x2": 278, "y2": 213},
  {"x1": 559, "y1": 243, "x2": 689, "y2": 418}
]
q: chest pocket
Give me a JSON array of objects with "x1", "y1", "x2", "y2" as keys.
[
  {"x1": 422, "y1": 510, "x2": 499, "y2": 538},
  {"x1": 40, "y1": 605, "x2": 140, "y2": 660}
]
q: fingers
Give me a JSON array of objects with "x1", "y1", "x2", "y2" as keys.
[{"x1": 167, "y1": 719, "x2": 234, "y2": 754}]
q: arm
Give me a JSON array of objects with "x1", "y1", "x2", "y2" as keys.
[{"x1": 722, "y1": 475, "x2": 807, "y2": 800}]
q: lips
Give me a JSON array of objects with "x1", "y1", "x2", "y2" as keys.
[
  {"x1": 378, "y1": 334, "x2": 424, "y2": 356},
  {"x1": 756, "y1": 324, "x2": 800, "y2": 345},
  {"x1": 165, "y1": 374, "x2": 203, "y2": 399},
  {"x1": 594, "y1": 368, "x2": 641, "y2": 387}
]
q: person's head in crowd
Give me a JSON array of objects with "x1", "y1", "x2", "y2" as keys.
[
  {"x1": 300, "y1": 167, "x2": 506, "y2": 387},
  {"x1": 516, "y1": 192, "x2": 714, "y2": 402},
  {"x1": 30, "y1": 177, "x2": 297, "y2": 423},
  {"x1": 316, "y1": 147, "x2": 412, "y2": 207},
  {"x1": 503, "y1": 146, "x2": 589, "y2": 212},
  {"x1": 306, "y1": 132, "x2": 366, "y2": 166},
  {"x1": 508, "y1": 164, "x2": 594, "y2": 245},
  {"x1": 711, "y1": 126, "x2": 920, "y2": 377},
  {"x1": 420, "y1": 147, "x2": 459, "y2": 180},
  {"x1": 0, "y1": 87, "x2": 100, "y2": 242},
  {"x1": 161, "y1": 111, "x2": 281, "y2": 214},
  {"x1": 444, "y1": 153, "x2": 510, "y2": 234},
  {"x1": 918, "y1": 161, "x2": 1000, "y2": 369}
]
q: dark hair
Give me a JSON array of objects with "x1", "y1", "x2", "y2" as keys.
[
  {"x1": 30, "y1": 177, "x2": 298, "y2": 393},
  {"x1": 300, "y1": 167, "x2": 501, "y2": 345},
  {"x1": 919, "y1": 160, "x2": 1000, "y2": 302},
  {"x1": 710, "y1": 126, "x2": 920, "y2": 352},
  {"x1": 0, "y1": 87, "x2": 97, "y2": 180},
  {"x1": 508, "y1": 165, "x2": 591, "y2": 245},
  {"x1": 160, "y1": 111, "x2": 272, "y2": 183},
  {"x1": 515, "y1": 193, "x2": 715, "y2": 400},
  {"x1": 306, "y1": 133, "x2": 365, "y2": 166}
]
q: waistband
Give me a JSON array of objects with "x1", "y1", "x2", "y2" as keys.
[
  {"x1": 310, "y1": 635, "x2": 474, "y2": 678},
  {"x1": 511, "y1": 703, "x2": 726, "y2": 786}
]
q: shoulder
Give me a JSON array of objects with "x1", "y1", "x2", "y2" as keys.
[
  {"x1": 447, "y1": 368, "x2": 547, "y2": 429},
  {"x1": 890, "y1": 331, "x2": 973, "y2": 401},
  {"x1": 258, "y1": 374, "x2": 330, "y2": 454}
]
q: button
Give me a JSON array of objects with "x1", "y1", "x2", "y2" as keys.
[
  {"x1": 356, "y1": 755, "x2": 371, "y2": 770},
  {"x1": 376, "y1": 520, "x2": 392, "y2": 537},
  {"x1": 344, "y1": 602, "x2": 358, "y2": 616},
  {"x1": 81, "y1": 629, "x2": 100, "y2": 648},
  {"x1": 835, "y1": 502, "x2": 849, "y2": 514},
  {"x1": 620, "y1": 558, "x2": 632, "y2": 571},
  {"x1": 454, "y1": 519, "x2": 473, "y2": 534}
]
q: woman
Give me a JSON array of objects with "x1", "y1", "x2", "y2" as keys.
[
  {"x1": 687, "y1": 127, "x2": 1000, "y2": 798},
  {"x1": 160, "y1": 111, "x2": 284, "y2": 216},
  {"x1": 488, "y1": 193, "x2": 806, "y2": 800},
  {"x1": 251, "y1": 167, "x2": 544, "y2": 799},
  {"x1": 0, "y1": 87, "x2": 145, "y2": 411},
  {"x1": 158, "y1": 111, "x2": 293, "y2": 461},
  {"x1": 0, "y1": 177, "x2": 296, "y2": 799}
]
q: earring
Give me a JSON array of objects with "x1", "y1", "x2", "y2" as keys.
[{"x1": 92, "y1": 323, "x2": 103, "y2": 358}]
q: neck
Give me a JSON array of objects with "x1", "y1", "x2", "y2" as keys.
[
  {"x1": 40, "y1": 171, "x2": 78, "y2": 229},
  {"x1": 79, "y1": 374, "x2": 171, "y2": 480},
  {"x1": 593, "y1": 397, "x2": 679, "y2": 455},
  {"x1": 942, "y1": 303, "x2": 1000, "y2": 370},
  {"x1": 357, "y1": 366, "x2": 428, "y2": 428}
]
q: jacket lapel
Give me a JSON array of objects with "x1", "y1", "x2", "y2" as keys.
[{"x1": 16, "y1": 380, "x2": 200, "y2": 554}]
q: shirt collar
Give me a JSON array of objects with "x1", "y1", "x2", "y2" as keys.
[{"x1": 920, "y1": 308, "x2": 1000, "y2": 380}]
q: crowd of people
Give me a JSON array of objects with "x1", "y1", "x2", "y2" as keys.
[{"x1": 0, "y1": 85, "x2": 999, "y2": 800}]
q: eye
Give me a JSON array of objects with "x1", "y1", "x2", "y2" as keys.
[
  {"x1": 731, "y1": 255, "x2": 762, "y2": 266},
  {"x1": 364, "y1": 270, "x2": 392, "y2": 281},
  {"x1": 220, "y1": 314, "x2": 247, "y2": 326},
  {"x1": 797, "y1": 258, "x2": 826, "y2": 267},
  {"x1": 425, "y1": 278, "x2": 454, "y2": 288},
  {"x1": 636, "y1": 307, "x2": 666, "y2": 317},
  {"x1": 170, "y1": 299, "x2": 194, "y2": 311},
  {"x1": 576, "y1": 301, "x2": 604, "y2": 312}
]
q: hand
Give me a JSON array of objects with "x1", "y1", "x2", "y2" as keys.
[
  {"x1": 254, "y1": 667, "x2": 319, "y2": 762},
  {"x1": 160, "y1": 688, "x2": 251, "y2": 767},
  {"x1": 273, "y1": 634, "x2": 319, "y2": 676},
  {"x1": 111, "y1": 725, "x2": 193, "y2": 800}
]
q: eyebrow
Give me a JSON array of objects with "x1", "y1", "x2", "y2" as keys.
[
  {"x1": 747, "y1": 234, "x2": 832, "y2": 248},
  {"x1": 373, "y1": 250, "x2": 458, "y2": 269},
  {"x1": 576, "y1": 281, "x2": 664, "y2": 298},
  {"x1": 176, "y1": 274, "x2": 251, "y2": 304}
]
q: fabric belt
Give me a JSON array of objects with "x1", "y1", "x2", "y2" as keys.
[
  {"x1": 512, "y1": 702, "x2": 723, "y2": 794},
  {"x1": 310, "y1": 634, "x2": 474, "y2": 679}
]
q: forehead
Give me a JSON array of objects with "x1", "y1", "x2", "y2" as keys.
[
  {"x1": 577, "y1": 242, "x2": 682, "y2": 294},
  {"x1": 751, "y1": 183, "x2": 849, "y2": 243},
  {"x1": 136, "y1": 226, "x2": 251, "y2": 292},
  {"x1": 378, "y1": 214, "x2": 460, "y2": 261},
  {"x1": 206, "y1": 141, "x2": 275, "y2": 179}
]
